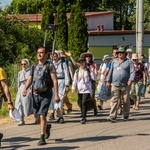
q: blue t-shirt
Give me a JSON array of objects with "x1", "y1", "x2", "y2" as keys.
[{"x1": 107, "y1": 61, "x2": 111, "y2": 69}]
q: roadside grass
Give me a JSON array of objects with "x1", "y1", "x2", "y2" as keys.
[{"x1": 0, "y1": 86, "x2": 78, "y2": 120}]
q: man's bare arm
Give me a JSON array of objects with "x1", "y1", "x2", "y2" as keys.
[{"x1": 1, "y1": 79, "x2": 12, "y2": 103}]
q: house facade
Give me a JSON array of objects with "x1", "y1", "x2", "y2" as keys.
[{"x1": 7, "y1": 12, "x2": 150, "y2": 60}]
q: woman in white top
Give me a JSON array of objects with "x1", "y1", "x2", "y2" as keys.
[{"x1": 72, "y1": 57, "x2": 96, "y2": 124}]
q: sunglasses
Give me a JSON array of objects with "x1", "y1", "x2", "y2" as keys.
[
  {"x1": 21, "y1": 63, "x2": 27, "y2": 66},
  {"x1": 132, "y1": 59, "x2": 138, "y2": 61}
]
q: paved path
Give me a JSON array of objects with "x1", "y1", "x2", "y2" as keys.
[{"x1": 0, "y1": 96, "x2": 150, "y2": 150}]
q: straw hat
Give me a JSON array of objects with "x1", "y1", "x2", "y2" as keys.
[
  {"x1": 132, "y1": 53, "x2": 139, "y2": 59},
  {"x1": 80, "y1": 52, "x2": 94, "y2": 60}
]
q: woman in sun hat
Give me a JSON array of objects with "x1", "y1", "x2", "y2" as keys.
[
  {"x1": 95, "y1": 54, "x2": 112, "y2": 110},
  {"x1": 130, "y1": 53, "x2": 146, "y2": 110}
]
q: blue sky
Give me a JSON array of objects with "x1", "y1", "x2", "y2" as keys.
[{"x1": 0, "y1": 0, "x2": 12, "y2": 8}]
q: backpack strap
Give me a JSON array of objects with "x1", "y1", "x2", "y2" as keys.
[
  {"x1": 31, "y1": 63, "x2": 37, "y2": 77},
  {"x1": 65, "y1": 60, "x2": 69, "y2": 67}
]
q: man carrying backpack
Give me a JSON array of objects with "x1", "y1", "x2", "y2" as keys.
[{"x1": 22, "y1": 46, "x2": 60, "y2": 146}]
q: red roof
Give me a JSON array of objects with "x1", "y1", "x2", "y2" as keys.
[
  {"x1": 7, "y1": 14, "x2": 42, "y2": 22},
  {"x1": 66, "y1": 11, "x2": 114, "y2": 19},
  {"x1": 7, "y1": 11, "x2": 114, "y2": 22}
]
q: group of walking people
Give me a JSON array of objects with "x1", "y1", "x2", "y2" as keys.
[{"x1": 0, "y1": 45, "x2": 149, "y2": 146}]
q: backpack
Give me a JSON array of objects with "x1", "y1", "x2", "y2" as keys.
[
  {"x1": 32, "y1": 61, "x2": 53, "y2": 93},
  {"x1": 65, "y1": 60, "x2": 73, "y2": 84}
]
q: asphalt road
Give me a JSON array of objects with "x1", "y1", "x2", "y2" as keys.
[{"x1": 0, "y1": 96, "x2": 150, "y2": 150}]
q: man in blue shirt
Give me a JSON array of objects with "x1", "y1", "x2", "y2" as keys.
[{"x1": 106, "y1": 46, "x2": 135, "y2": 122}]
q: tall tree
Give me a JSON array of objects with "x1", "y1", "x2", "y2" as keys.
[
  {"x1": 8, "y1": 0, "x2": 44, "y2": 14},
  {"x1": 41, "y1": 0, "x2": 54, "y2": 30},
  {"x1": 68, "y1": 5, "x2": 75, "y2": 52},
  {"x1": 68, "y1": 0, "x2": 88, "y2": 58},
  {"x1": 55, "y1": 0, "x2": 68, "y2": 50}
]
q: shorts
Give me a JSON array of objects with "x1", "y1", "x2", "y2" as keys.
[{"x1": 33, "y1": 92, "x2": 52, "y2": 116}]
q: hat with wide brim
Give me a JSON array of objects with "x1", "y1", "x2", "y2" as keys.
[
  {"x1": 9, "y1": 108, "x2": 22, "y2": 122},
  {"x1": 116, "y1": 46, "x2": 126, "y2": 53},
  {"x1": 132, "y1": 53, "x2": 139, "y2": 59},
  {"x1": 80, "y1": 52, "x2": 94, "y2": 60}
]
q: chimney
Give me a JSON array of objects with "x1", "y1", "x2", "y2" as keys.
[
  {"x1": 101, "y1": 25, "x2": 104, "y2": 31},
  {"x1": 97, "y1": 25, "x2": 101, "y2": 31}
]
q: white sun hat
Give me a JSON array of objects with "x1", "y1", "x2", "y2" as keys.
[{"x1": 9, "y1": 108, "x2": 22, "y2": 122}]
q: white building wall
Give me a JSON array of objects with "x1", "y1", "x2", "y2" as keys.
[
  {"x1": 87, "y1": 14, "x2": 114, "y2": 30},
  {"x1": 88, "y1": 34, "x2": 150, "y2": 47}
]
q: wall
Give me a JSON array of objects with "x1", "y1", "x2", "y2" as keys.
[
  {"x1": 88, "y1": 34, "x2": 150, "y2": 59},
  {"x1": 86, "y1": 14, "x2": 113, "y2": 30}
]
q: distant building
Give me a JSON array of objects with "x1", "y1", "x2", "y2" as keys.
[{"x1": 7, "y1": 12, "x2": 150, "y2": 59}]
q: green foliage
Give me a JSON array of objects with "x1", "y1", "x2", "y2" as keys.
[
  {"x1": 55, "y1": 0, "x2": 68, "y2": 50},
  {"x1": 41, "y1": 0, "x2": 54, "y2": 31},
  {"x1": 68, "y1": 5, "x2": 75, "y2": 52},
  {"x1": 8, "y1": 0, "x2": 45, "y2": 14},
  {"x1": 0, "y1": 14, "x2": 48, "y2": 68},
  {"x1": 68, "y1": 0, "x2": 88, "y2": 59}
]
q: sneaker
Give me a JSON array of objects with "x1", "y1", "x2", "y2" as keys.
[
  {"x1": 49, "y1": 113, "x2": 55, "y2": 120},
  {"x1": 67, "y1": 109, "x2": 72, "y2": 114},
  {"x1": 81, "y1": 118, "x2": 86, "y2": 124},
  {"x1": 59, "y1": 117, "x2": 64, "y2": 124},
  {"x1": 0, "y1": 133, "x2": 3, "y2": 147},
  {"x1": 141, "y1": 93, "x2": 145, "y2": 98},
  {"x1": 18, "y1": 121, "x2": 25, "y2": 126},
  {"x1": 107, "y1": 116, "x2": 117, "y2": 123},
  {"x1": 124, "y1": 116, "x2": 129, "y2": 121},
  {"x1": 37, "y1": 135, "x2": 46, "y2": 146},
  {"x1": 132, "y1": 105, "x2": 136, "y2": 110},
  {"x1": 45, "y1": 124, "x2": 52, "y2": 139},
  {"x1": 98, "y1": 105, "x2": 103, "y2": 110}
]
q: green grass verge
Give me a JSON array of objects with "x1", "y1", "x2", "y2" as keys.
[{"x1": 89, "y1": 46, "x2": 150, "y2": 59}]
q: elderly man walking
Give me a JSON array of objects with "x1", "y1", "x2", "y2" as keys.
[{"x1": 106, "y1": 46, "x2": 135, "y2": 123}]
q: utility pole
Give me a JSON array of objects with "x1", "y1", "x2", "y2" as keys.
[{"x1": 136, "y1": 0, "x2": 144, "y2": 56}]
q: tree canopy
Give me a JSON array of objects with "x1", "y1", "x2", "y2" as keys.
[
  {"x1": 68, "y1": 0, "x2": 88, "y2": 58},
  {"x1": 55, "y1": 0, "x2": 68, "y2": 50}
]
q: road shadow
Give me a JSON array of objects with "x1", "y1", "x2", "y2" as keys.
[
  {"x1": 28, "y1": 146, "x2": 79, "y2": 150},
  {"x1": 1, "y1": 144, "x2": 30, "y2": 150},
  {"x1": 54, "y1": 135, "x2": 122, "y2": 144}
]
